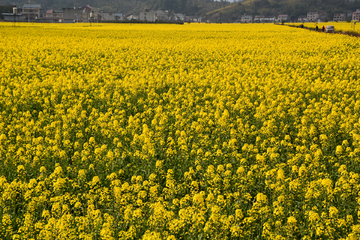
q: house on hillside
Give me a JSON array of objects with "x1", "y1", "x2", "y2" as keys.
[
  {"x1": 100, "y1": 12, "x2": 116, "y2": 21},
  {"x1": 277, "y1": 14, "x2": 289, "y2": 22},
  {"x1": 254, "y1": 16, "x2": 275, "y2": 23},
  {"x1": 82, "y1": 5, "x2": 95, "y2": 22},
  {"x1": 298, "y1": 15, "x2": 307, "y2": 22},
  {"x1": 175, "y1": 13, "x2": 185, "y2": 21},
  {"x1": 155, "y1": 10, "x2": 168, "y2": 21},
  {"x1": 264, "y1": 16, "x2": 276, "y2": 22},
  {"x1": 241, "y1": 15, "x2": 252, "y2": 23},
  {"x1": 22, "y1": 4, "x2": 42, "y2": 21},
  {"x1": 333, "y1": 13, "x2": 346, "y2": 21},
  {"x1": 63, "y1": 6, "x2": 97, "y2": 23},
  {"x1": 185, "y1": 16, "x2": 197, "y2": 22},
  {"x1": 307, "y1": 12, "x2": 319, "y2": 22},
  {"x1": 254, "y1": 15, "x2": 265, "y2": 22},
  {"x1": 62, "y1": 8, "x2": 83, "y2": 23},
  {"x1": 140, "y1": 9, "x2": 156, "y2": 22},
  {"x1": 43, "y1": 10, "x2": 63, "y2": 22},
  {"x1": 346, "y1": 12, "x2": 353, "y2": 20},
  {"x1": 353, "y1": 9, "x2": 360, "y2": 21}
]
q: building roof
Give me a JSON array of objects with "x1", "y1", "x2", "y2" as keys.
[
  {"x1": 22, "y1": 4, "x2": 42, "y2": 8},
  {"x1": 82, "y1": 5, "x2": 93, "y2": 9},
  {"x1": 2, "y1": 13, "x2": 22, "y2": 16}
]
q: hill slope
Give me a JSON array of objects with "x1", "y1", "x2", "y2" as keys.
[
  {"x1": 1, "y1": 0, "x2": 230, "y2": 16},
  {"x1": 206, "y1": 0, "x2": 360, "y2": 22}
]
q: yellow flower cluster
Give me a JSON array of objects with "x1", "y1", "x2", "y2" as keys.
[
  {"x1": 1, "y1": 22, "x2": 360, "y2": 239},
  {"x1": 289, "y1": 21, "x2": 360, "y2": 33}
]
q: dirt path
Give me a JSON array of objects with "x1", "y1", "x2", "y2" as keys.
[{"x1": 286, "y1": 24, "x2": 360, "y2": 37}]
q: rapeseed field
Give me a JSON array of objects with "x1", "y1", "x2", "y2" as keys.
[
  {"x1": 289, "y1": 21, "x2": 360, "y2": 34},
  {"x1": 1, "y1": 22, "x2": 360, "y2": 239}
]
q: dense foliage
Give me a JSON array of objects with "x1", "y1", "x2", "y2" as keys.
[
  {"x1": 0, "y1": 0, "x2": 228, "y2": 16},
  {"x1": 2, "y1": 0, "x2": 360, "y2": 21},
  {"x1": 1, "y1": 22, "x2": 360, "y2": 239}
]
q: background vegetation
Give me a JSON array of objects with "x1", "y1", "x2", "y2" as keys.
[
  {"x1": 207, "y1": 0, "x2": 360, "y2": 22},
  {"x1": 1, "y1": 0, "x2": 230, "y2": 16},
  {"x1": 1, "y1": 0, "x2": 359, "y2": 21}
]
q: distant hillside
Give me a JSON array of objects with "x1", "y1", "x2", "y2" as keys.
[
  {"x1": 206, "y1": 0, "x2": 360, "y2": 22},
  {"x1": 1, "y1": 0, "x2": 230, "y2": 16},
  {"x1": 3, "y1": 0, "x2": 359, "y2": 21}
]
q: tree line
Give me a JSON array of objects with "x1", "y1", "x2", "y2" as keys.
[{"x1": 1, "y1": 0, "x2": 230, "y2": 16}]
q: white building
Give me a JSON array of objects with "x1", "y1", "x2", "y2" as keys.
[
  {"x1": 100, "y1": 12, "x2": 116, "y2": 21},
  {"x1": 140, "y1": 9, "x2": 156, "y2": 22},
  {"x1": 307, "y1": 12, "x2": 319, "y2": 22},
  {"x1": 254, "y1": 15, "x2": 264, "y2": 22},
  {"x1": 22, "y1": 4, "x2": 43, "y2": 20},
  {"x1": 155, "y1": 10, "x2": 168, "y2": 21},
  {"x1": 175, "y1": 13, "x2": 185, "y2": 21},
  {"x1": 254, "y1": 15, "x2": 275, "y2": 22},
  {"x1": 264, "y1": 16, "x2": 276, "y2": 22},
  {"x1": 277, "y1": 14, "x2": 289, "y2": 22},
  {"x1": 241, "y1": 15, "x2": 252, "y2": 23}
]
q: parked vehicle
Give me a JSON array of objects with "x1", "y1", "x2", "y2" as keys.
[{"x1": 325, "y1": 25, "x2": 334, "y2": 33}]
